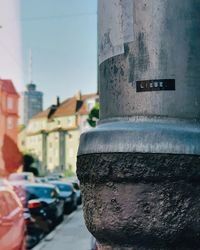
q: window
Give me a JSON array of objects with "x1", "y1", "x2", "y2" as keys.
[
  {"x1": 56, "y1": 184, "x2": 72, "y2": 192},
  {"x1": 7, "y1": 97, "x2": 13, "y2": 110},
  {"x1": 26, "y1": 186, "x2": 57, "y2": 199},
  {"x1": 7, "y1": 117, "x2": 13, "y2": 129}
]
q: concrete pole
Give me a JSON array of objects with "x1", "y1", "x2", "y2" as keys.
[{"x1": 77, "y1": 1, "x2": 200, "y2": 249}]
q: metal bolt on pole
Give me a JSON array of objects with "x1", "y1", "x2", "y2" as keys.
[{"x1": 77, "y1": 1, "x2": 200, "y2": 249}]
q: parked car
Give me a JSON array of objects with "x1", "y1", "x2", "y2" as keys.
[
  {"x1": 51, "y1": 173, "x2": 65, "y2": 179},
  {"x1": 35, "y1": 177, "x2": 48, "y2": 183},
  {"x1": 50, "y1": 181, "x2": 77, "y2": 213},
  {"x1": 71, "y1": 181, "x2": 82, "y2": 205},
  {"x1": 11, "y1": 182, "x2": 64, "y2": 233},
  {"x1": 46, "y1": 173, "x2": 64, "y2": 182},
  {"x1": 0, "y1": 185, "x2": 26, "y2": 250},
  {"x1": 9, "y1": 172, "x2": 35, "y2": 183},
  {"x1": 61, "y1": 177, "x2": 82, "y2": 205},
  {"x1": 24, "y1": 208, "x2": 44, "y2": 249},
  {"x1": 46, "y1": 176, "x2": 60, "y2": 182}
]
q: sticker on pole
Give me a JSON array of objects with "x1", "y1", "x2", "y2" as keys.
[
  {"x1": 98, "y1": 0, "x2": 134, "y2": 65},
  {"x1": 136, "y1": 79, "x2": 176, "y2": 92}
]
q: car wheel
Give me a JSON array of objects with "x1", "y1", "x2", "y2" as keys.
[{"x1": 47, "y1": 219, "x2": 55, "y2": 231}]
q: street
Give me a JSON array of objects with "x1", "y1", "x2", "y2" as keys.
[{"x1": 33, "y1": 207, "x2": 91, "y2": 250}]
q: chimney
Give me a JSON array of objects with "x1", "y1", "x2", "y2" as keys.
[
  {"x1": 75, "y1": 90, "x2": 82, "y2": 100},
  {"x1": 48, "y1": 105, "x2": 57, "y2": 119},
  {"x1": 57, "y1": 96, "x2": 60, "y2": 106}
]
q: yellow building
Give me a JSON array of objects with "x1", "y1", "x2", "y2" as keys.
[
  {"x1": 18, "y1": 125, "x2": 27, "y2": 153},
  {"x1": 20, "y1": 93, "x2": 98, "y2": 175}
]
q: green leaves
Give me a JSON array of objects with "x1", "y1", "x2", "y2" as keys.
[{"x1": 87, "y1": 103, "x2": 100, "y2": 127}]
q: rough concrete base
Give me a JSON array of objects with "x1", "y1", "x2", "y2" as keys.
[{"x1": 77, "y1": 153, "x2": 200, "y2": 250}]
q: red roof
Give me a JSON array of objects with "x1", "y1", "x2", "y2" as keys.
[
  {"x1": 78, "y1": 102, "x2": 88, "y2": 115},
  {"x1": 53, "y1": 97, "x2": 78, "y2": 117},
  {"x1": 32, "y1": 93, "x2": 98, "y2": 120},
  {"x1": 32, "y1": 108, "x2": 51, "y2": 120},
  {"x1": 79, "y1": 93, "x2": 98, "y2": 115},
  {"x1": 81, "y1": 93, "x2": 98, "y2": 100},
  {"x1": 0, "y1": 79, "x2": 19, "y2": 96}
]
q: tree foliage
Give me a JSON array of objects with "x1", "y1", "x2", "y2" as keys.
[
  {"x1": 87, "y1": 103, "x2": 100, "y2": 127},
  {"x1": 23, "y1": 154, "x2": 39, "y2": 176}
]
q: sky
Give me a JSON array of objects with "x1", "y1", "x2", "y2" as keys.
[
  {"x1": 20, "y1": 0, "x2": 97, "y2": 108},
  {"x1": 0, "y1": 0, "x2": 22, "y2": 89}
]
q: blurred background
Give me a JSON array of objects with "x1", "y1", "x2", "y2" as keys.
[{"x1": 0, "y1": 0, "x2": 99, "y2": 249}]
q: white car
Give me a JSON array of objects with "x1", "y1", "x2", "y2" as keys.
[{"x1": 8, "y1": 172, "x2": 35, "y2": 183}]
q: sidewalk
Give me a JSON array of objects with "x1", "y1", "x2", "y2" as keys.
[{"x1": 33, "y1": 207, "x2": 91, "y2": 250}]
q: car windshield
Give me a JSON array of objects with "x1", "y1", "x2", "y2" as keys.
[
  {"x1": 26, "y1": 186, "x2": 57, "y2": 199},
  {"x1": 56, "y1": 184, "x2": 71, "y2": 192}
]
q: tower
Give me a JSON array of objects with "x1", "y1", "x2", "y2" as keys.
[{"x1": 21, "y1": 49, "x2": 43, "y2": 125}]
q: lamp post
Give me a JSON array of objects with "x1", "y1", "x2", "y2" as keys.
[{"x1": 77, "y1": 1, "x2": 200, "y2": 249}]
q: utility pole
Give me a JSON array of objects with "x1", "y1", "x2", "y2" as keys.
[{"x1": 77, "y1": 1, "x2": 200, "y2": 249}]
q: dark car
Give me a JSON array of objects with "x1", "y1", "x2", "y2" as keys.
[
  {"x1": 0, "y1": 185, "x2": 26, "y2": 250},
  {"x1": 12, "y1": 182, "x2": 64, "y2": 233},
  {"x1": 61, "y1": 177, "x2": 82, "y2": 205},
  {"x1": 50, "y1": 181, "x2": 77, "y2": 214},
  {"x1": 71, "y1": 181, "x2": 82, "y2": 205},
  {"x1": 35, "y1": 177, "x2": 48, "y2": 183},
  {"x1": 24, "y1": 208, "x2": 45, "y2": 249}
]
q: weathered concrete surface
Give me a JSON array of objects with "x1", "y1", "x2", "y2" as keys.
[{"x1": 77, "y1": 153, "x2": 200, "y2": 250}]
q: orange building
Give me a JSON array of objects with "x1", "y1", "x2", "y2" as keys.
[{"x1": 0, "y1": 79, "x2": 22, "y2": 176}]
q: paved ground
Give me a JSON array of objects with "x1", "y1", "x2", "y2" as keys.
[{"x1": 33, "y1": 207, "x2": 91, "y2": 250}]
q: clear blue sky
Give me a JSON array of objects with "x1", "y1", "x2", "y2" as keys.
[{"x1": 20, "y1": 0, "x2": 97, "y2": 108}]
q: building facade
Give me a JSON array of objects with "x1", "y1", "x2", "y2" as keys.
[
  {"x1": 21, "y1": 83, "x2": 43, "y2": 125},
  {"x1": 0, "y1": 79, "x2": 21, "y2": 175},
  {"x1": 18, "y1": 93, "x2": 98, "y2": 175}
]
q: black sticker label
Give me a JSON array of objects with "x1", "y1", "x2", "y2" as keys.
[{"x1": 136, "y1": 79, "x2": 175, "y2": 92}]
